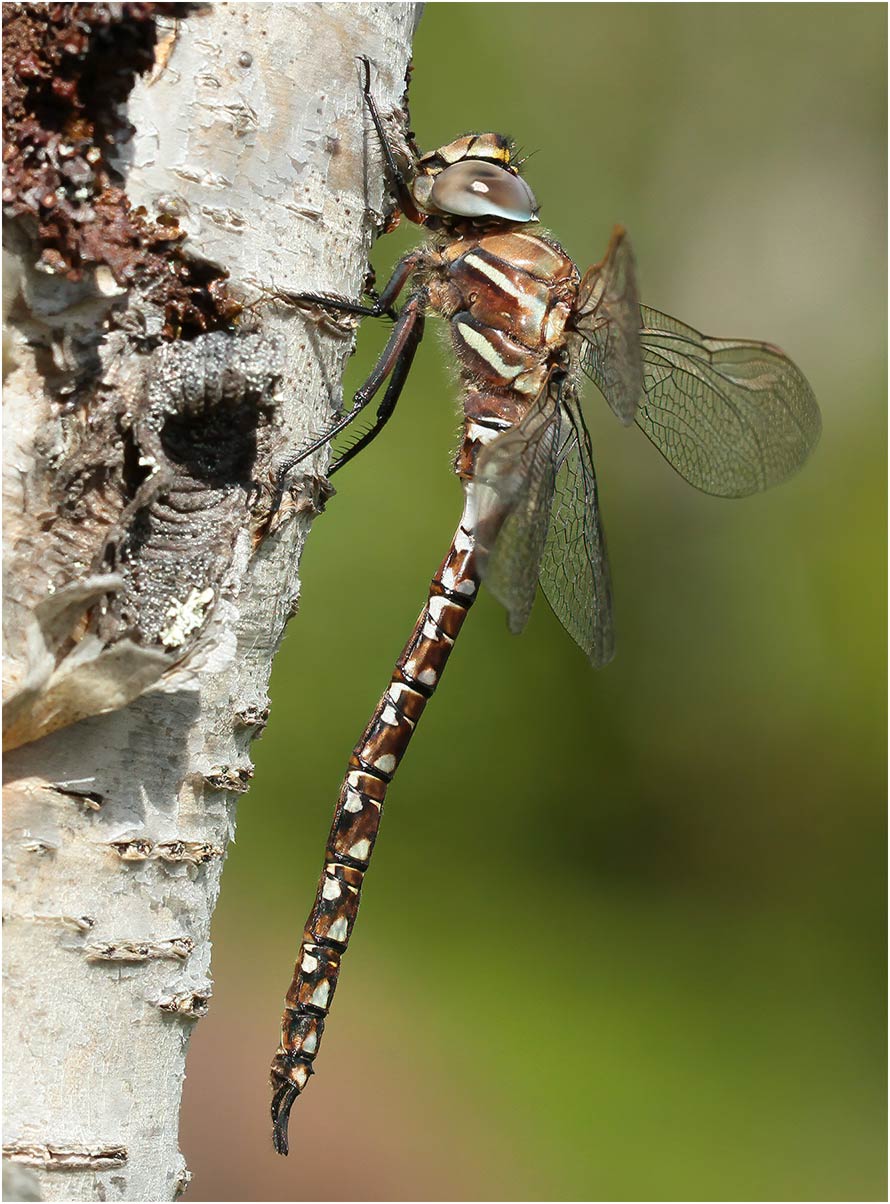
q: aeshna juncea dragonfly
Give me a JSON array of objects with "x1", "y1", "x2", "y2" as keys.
[{"x1": 269, "y1": 59, "x2": 821, "y2": 1154}]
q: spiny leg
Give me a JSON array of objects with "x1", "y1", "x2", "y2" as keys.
[
  {"x1": 357, "y1": 55, "x2": 424, "y2": 225},
  {"x1": 270, "y1": 496, "x2": 481, "y2": 1154},
  {"x1": 271, "y1": 249, "x2": 422, "y2": 325},
  {"x1": 271, "y1": 288, "x2": 426, "y2": 513},
  {"x1": 329, "y1": 308, "x2": 425, "y2": 475}
]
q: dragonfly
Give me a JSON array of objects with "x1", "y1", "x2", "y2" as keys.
[{"x1": 268, "y1": 60, "x2": 821, "y2": 1154}]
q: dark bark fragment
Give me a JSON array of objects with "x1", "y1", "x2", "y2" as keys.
[{"x1": 2, "y1": 2, "x2": 238, "y2": 338}]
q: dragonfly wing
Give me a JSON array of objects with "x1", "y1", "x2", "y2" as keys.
[
  {"x1": 573, "y1": 226, "x2": 644, "y2": 426},
  {"x1": 470, "y1": 379, "x2": 615, "y2": 667},
  {"x1": 469, "y1": 393, "x2": 560, "y2": 640},
  {"x1": 539, "y1": 386, "x2": 615, "y2": 667},
  {"x1": 637, "y1": 305, "x2": 822, "y2": 496}
]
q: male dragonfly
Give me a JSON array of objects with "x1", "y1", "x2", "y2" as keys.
[{"x1": 268, "y1": 60, "x2": 820, "y2": 1153}]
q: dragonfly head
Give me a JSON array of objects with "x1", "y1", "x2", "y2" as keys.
[{"x1": 411, "y1": 133, "x2": 539, "y2": 226}]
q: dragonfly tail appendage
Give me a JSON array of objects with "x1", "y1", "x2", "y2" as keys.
[
  {"x1": 270, "y1": 500, "x2": 481, "y2": 1153},
  {"x1": 270, "y1": 1080, "x2": 300, "y2": 1155}
]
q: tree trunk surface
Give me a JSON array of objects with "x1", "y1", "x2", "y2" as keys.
[{"x1": 2, "y1": 4, "x2": 421, "y2": 1200}]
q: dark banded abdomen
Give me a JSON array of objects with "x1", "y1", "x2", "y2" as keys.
[
  {"x1": 270, "y1": 501, "x2": 480, "y2": 1152},
  {"x1": 272, "y1": 230, "x2": 582, "y2": 1153}
]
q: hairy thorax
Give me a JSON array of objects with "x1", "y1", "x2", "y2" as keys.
[{"x1": 423, "y1": 227, "x2": 579, "y2": 477}]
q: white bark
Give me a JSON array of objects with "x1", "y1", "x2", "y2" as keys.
[{"x1": 2, "y1": 4, "x2": 421, "y2": 1200}]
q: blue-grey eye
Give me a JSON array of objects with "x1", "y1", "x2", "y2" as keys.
[{"x1": 429, "y1": 160, "x2": 538, "y2": 222}]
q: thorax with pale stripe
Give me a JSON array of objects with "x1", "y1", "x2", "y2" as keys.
[{"x1": 431, "y1": 229, "x2": 580, "y2": 399}]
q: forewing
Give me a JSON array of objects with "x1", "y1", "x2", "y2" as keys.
[
  {"x1": 539, "y1": 388, "x2": 615, "y2": 667},
  {"x1": 637, "y1": 305, "x2": 821, "y2": 496},
  {"x1": 470, "y1": 381, "x2": 615, "y2": 667},
  {"x1": 574, "y1": 226, "x2": 644, "y2": 425}
]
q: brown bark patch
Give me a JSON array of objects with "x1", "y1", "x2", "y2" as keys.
[{"x1": 2, "y1": 2, "x2": 238, "y2": 338}]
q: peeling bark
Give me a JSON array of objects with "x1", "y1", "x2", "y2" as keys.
[{"x1": 2, "y1": 4, "x2": 421, "y2": 1200}]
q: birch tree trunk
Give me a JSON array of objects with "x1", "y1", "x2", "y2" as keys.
[{"x1": 2, "y1": 4, "x2": 421, "y2": 1200}]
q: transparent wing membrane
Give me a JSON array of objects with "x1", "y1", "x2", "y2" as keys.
[
  {"x1": 574, "y1": 226, "x2": 644, "y2": 426},
  {"x1": 572, "y1": 227, "x2": 820, "y2": 497},
  {"x1": 470, "y1": 396, "x2": 559, "y2": 639},
  {"x1": 635, "y1": 305, "x2": 821, "y2": 496},
  {"x1": 470, "y1": 380, "x2": 615, "y2": 667},
  {"x1": 539, "y1": 389, "x2": 615, "y2": 666}
]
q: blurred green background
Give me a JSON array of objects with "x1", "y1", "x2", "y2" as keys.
[{"x1": 183, "y1": 5, "x2": 886, "y2": 1200}]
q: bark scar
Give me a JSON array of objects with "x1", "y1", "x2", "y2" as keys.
[
  {"x1": 152, "y1": 983, "x2": 213, "y2": 1018},
  {"x1": 3, "y1": 1141, "x2": 128, "y2": 1170},
  {"x1": 109, "y1": 838, "x2": 223, "y2": 864},
  {"x1": 85, "y1": 936, "x2": 193, "y2": 962}
]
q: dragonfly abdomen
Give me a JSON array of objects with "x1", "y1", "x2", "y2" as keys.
[{"x1": 270, "y1": 508, "x2": 481, "y2": 1153}]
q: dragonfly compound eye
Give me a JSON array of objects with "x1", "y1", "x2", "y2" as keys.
[{"x1": 429, "y1": 160, "x2": 539, "y2": 222}]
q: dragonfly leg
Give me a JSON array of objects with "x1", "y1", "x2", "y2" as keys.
[
  {"x1": 272, "y1": 290, "x2": 426, "y2": 508},
  {"x1": 329, "y1": 309, "x2": 425, "y2": 475},
  {"x1": 270, "y1": 494, "x2": 482, "y2": 1154},
  {"x1": 357, "y1": 55, "x2": 424, "y2": 225},
  {"x1": 271, "y1": 250, "x2": 423, "y2": 324}
]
